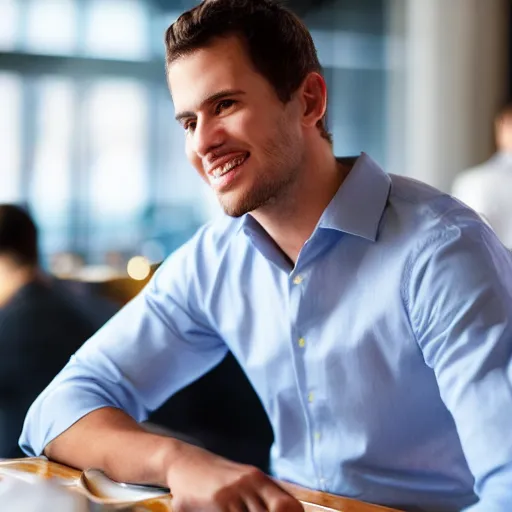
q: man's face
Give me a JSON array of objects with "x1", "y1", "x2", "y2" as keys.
[{"x1": 168, "y1": 35, "x2": 305, "y2": 217}]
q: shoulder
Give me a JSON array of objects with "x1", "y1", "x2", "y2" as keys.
[
  {"x1": 0, "y1": 283, "x2": 96, "y2": 339},
  {"x1": 148, "y1": 215, "x2": 245, "y2": 297},
  {"x1": 0, "y1": 284, "x2": 41, "y2": 330},
  {"x1": 0, "y1": 297, "x2": 47, "y2": 347},
  {"x1": 383, "y1": 174, "x2": 507, "y2": 280},
  {"x1": 193, "y1": 214, "x2": 245, "y2": 254},
  {"x1": 0, "y1": 304, "x2": 24, "y2": 336},
  {"x1": 386, "y1": 173, "x2": 480, "y2": 234},
  {"x1": 392, "y1": 177, "x2": 512, "y2": 298},
  {"x1": 160, "y1": 215, "x2": 242, "y2": 269}
]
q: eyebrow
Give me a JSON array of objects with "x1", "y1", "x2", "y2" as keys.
[{"x1": 174, "y1": 89, "x2": 246, "y2": 123}]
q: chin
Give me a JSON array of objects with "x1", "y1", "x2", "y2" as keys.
[
  {"x1": 216, "y1": 191, "x2": 247, "y2": 218},
  {"x1": 218, "y1": 182, "x2": 272, "y2": 218},
  {"x1": 220, "y1": 203, "x2": 248, "y2": 218}
]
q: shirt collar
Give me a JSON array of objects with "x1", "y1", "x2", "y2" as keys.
[
  {"x1": 318, "y1": 152, "x2": 391, "y2": 242},
  {"x1": 237, "y1": 152, "x2": 391, "y2": 243}
]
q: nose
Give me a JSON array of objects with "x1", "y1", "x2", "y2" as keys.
[{"x1": 191, "y1": 117, "x2": 225, "y2": 158}]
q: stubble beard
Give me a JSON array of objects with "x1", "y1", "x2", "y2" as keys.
[{"x1": 217, "y1": 123, "x2": 303, "y2": 218}]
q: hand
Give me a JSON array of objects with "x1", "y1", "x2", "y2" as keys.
[{"x1": 165, "y1": 442, "x2": 304, "y2": 512}]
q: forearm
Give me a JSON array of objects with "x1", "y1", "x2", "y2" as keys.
[
  {"x1": 45, "y1": 406, "x2": 183, "y2": 487},
  {"x1": 44, "y1": 405, "x2": 303, "y2": 512}
]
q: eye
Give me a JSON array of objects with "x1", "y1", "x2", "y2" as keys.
[
  {"x1": 183, "y1": 120, "x2": 197, "y2": 133},
  {"x1": 215, "y1": 99, "x2": 236, "y2": 115}
]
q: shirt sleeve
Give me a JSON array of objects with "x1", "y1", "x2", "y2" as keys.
[
  {"x1": 19, "y1": 241, "x2": 228, "y2": 457},
  {"x1": 405, "y1": 215, "x2": 512, "y2": 511}
]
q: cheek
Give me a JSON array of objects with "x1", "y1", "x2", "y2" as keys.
[
  {"x1": 234, "y1": 106, "x2": 267, "y2": 133},
  {"x1": 185, "y1": 140, "x2": 203, "y2": 172}
]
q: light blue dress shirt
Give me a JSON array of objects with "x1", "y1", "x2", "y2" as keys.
[{"x1": 21, "y1": 154, "x2": 512, "y2": 512}]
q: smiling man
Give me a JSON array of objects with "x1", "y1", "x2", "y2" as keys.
[{"x1": 20, "y1": 1, "x2": 512, "y2": 511}]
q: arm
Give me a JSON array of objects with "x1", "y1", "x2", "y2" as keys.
[
  {"x1": 21, "y1": 244, "x2": 302, "y2": 512},
  {"x1": 46, "y1": 406, "x2": 300, "y2": 512},
  {"x1": 20, "y1": 261, "x2": 229, "y2": 462},
  {"x1": 406, "y1": 216, "x2": 512, "y2": 511},
  {"x1": 44, "y1": 406, "x2": 178, "y2": 485}
]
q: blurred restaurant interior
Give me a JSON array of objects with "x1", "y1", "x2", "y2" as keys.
[{"x1": 0, "y1": 0, "x2": 511, "y2": 471}]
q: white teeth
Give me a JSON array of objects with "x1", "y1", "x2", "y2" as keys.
[{"x1": 212, "y1": 155, "x2": 246, "y2": 178}]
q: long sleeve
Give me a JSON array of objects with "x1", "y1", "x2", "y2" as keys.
[
  {"x1": 406, "y1": 217, "x2": 512, "y2": 511},
  {"x1": 20, "y1": 244, "x2": 228, "y2": 457}
]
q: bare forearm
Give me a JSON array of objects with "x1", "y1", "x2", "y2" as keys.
[
  {"x1": 45, "y1": 407, "x2": 303, "y2": 512},
  {"x1": 44, "y1": 406, "x2": 182, "y2": 486}
]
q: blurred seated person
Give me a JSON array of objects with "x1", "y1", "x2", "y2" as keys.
[
  {"x1": 452, "y1": 101, "x2": 512, "y2": 248},
  {"x1": 0, "y1": 204, "x2": 106, "y2": 458}
]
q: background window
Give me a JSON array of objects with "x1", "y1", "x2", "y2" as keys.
[
  {"x1": 0, "y1": 73, "x2": 22, "y2": 203},
  {"x1": 0, "y1": 0, "x2": 20, "y2": 51},
  {"x1": 84, "y1": 0, "x2": 150, "y2": 60},
  {"x1": 24, "y1": 0, "x2": 78, "y2": 55},
  {"x1": 86, "y1": 79, "x2": 149, "y2": 260},
  {"x1": 29, "y1": 77, "x2": 75, "y2": 257}
]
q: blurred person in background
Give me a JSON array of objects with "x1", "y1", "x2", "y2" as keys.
[
  {"x1": 452, "y1": 101, "x2": 512, "y2": 248},
  {"x1": 0, "y1": 204, "x2": 105, "y2": 458},
  {"x1": 20, "y1": 1, "x2": 512, "y2": 511}
]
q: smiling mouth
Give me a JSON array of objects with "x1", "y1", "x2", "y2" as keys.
[{"x1": 210, "y1": 153, "x2": 249, "y2": 180}]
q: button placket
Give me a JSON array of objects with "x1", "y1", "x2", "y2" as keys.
[{"x1": 289, "y1": 266, "x2": 324, "y2": 489}]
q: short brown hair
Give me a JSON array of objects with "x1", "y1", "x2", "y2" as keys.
[
  {"x1": 0, "y1": 204, "x2": 39, "y2": 267},
  {"x1": 164, "y1": 0, "x2": 332, "y2": 144}
]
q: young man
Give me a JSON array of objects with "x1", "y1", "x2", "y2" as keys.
[{"x1": 21, "y1": 1, "x2": 512, "y2": 511}]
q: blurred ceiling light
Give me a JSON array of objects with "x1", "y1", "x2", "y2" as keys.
[{"x1": 127, "y1": 256, "x2": 150, "y2": 281}]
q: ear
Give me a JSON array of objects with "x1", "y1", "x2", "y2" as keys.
[{"x1": 299, "y1": 72, "x2": 327, "y2": 130}]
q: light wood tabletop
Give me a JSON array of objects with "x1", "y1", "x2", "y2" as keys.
[{"x1": 0, "y1": 457, "x2": 403, "y2": 512}]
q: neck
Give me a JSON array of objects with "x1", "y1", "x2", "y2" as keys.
[
  {"x1": 250, "y1": 141, "x2": 351, "y2": 264},
  {"x1": 0, "y1": 258, "x2": 38, "y2": 308}
]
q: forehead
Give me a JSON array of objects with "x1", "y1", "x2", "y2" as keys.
[{"x1": 167, "y1": 35, "x2": 269, "y2": 112}]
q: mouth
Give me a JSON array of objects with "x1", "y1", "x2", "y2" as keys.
[{"x1": 207, "y1": 152, "x2": 250, "y2": 188}]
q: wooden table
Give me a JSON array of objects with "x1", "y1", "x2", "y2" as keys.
[{"x1": 0, "y1": 457, "x2": 402, "y2": 512}]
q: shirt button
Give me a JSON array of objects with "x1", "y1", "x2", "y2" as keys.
[
  {"x1": 314, "y1": 431, "x2": 321, "y2": 441},
  {"x1": 293, "y1": 275, "x2": 304, "y2": 285},
  {"x1": 298, "y1": 337, "x2": 306, "y2": 348},
  {"x1": 308, "y1": 392, "x2": 314, "y2": 403}
]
